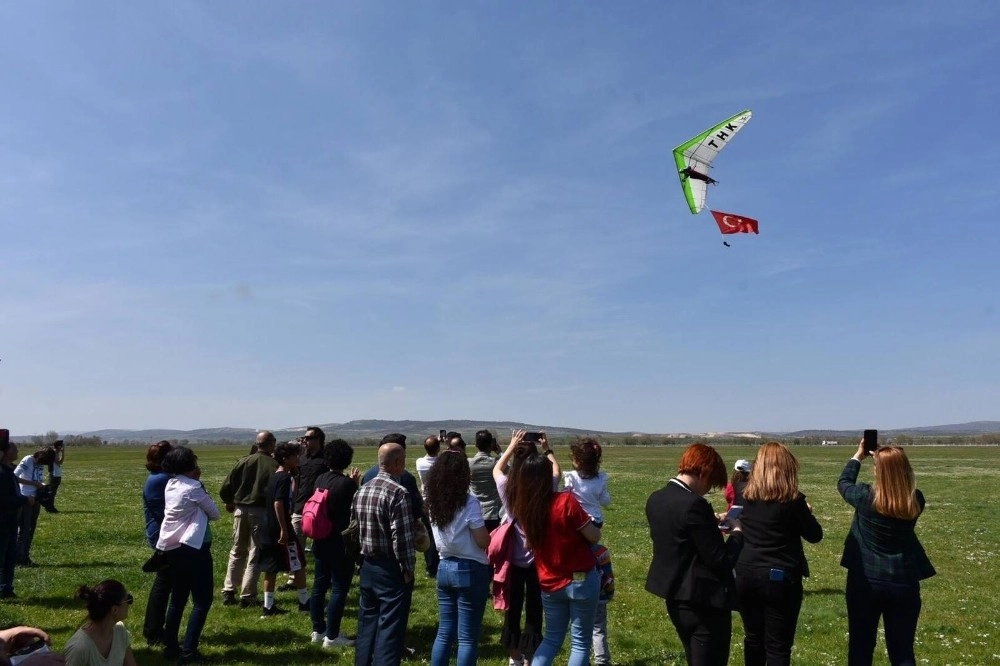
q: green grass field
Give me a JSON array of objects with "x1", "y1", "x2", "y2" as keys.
[{"x1": 1, "y1": 445, "x2": 998, "y2": 665}]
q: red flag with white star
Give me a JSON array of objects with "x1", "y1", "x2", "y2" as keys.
[{"x1": 710, "y1": 210, "x2": 759, "y2": 235}]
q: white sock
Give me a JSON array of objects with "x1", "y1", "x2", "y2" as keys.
[
  {"x1": 264, "y1": 591, "x2": 274, "y2": 609},
  {"x1": 298, "y1": 587, "x2": 309, "y2": 604}
]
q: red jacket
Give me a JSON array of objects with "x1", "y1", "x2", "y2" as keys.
[{"x1": 487, "y1": 520, "x2": 517, "y2": 611}]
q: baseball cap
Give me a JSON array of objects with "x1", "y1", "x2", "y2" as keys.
[{"x1": 734, "y1": 459, "x2": 752, "y2": 473}]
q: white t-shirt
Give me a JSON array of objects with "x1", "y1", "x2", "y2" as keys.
[
  {"x1": 63, "y1": 622, "x2": 131, "y2": 666},
  {"x1": 414, "y1": 455, "x2": 437, "y2": 497},
  {"x1": 430, "y1": 493, "x2": 487, "y2": 565},
  {"x1": 14, "y1": 456, "x2": 44, "y2": 498},
  {"x1": 562, "y1": 470, "x2": 611, "y2": 524}
]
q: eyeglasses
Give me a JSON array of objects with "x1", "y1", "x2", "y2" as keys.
[{"x1": 122, "y1": 594, "x2": 134, "y2": 606}]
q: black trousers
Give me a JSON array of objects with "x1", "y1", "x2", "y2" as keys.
[
  {"x1": 422, "y1": 516, "x2": 439, "y2": 576},
  {"x1": 736, "y1": 567, "x2": 803, "y2": 666},
  {"x1": 846, "y1": 569, "x2": 921, "y2": 666},
  {"x1": 501, "y1": 564, "x2": 543, "y2": 657},
  {"x1": 666, "y1": 600, "x2": 732, "y2": 666},
  {"x1": 143, "y1": 552, "x2": 175, "y2": 644}
]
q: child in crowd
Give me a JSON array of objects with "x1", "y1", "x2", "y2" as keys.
[
  {"x1": 562, "y1": 439, "x2": 614, "y2": 666},
  {"x1": 259, "y1": 442, "x2": 310, "y2": 617}
]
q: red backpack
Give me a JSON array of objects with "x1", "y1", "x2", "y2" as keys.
[{"x1": 302, "y1": 487, "x2": 334, "y2": 540}]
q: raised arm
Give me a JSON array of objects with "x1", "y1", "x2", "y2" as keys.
[{"x1": 493, "y1": 430, "x2": 525, "y2": 483}]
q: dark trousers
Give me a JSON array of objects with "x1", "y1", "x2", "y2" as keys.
[
  {"x1": 163, "y1": 543, "x2": 214, "y2": 657},
  {"x1": 736, "y1": 567, "x2": 803, "y2": 666},
  {"x1": 355, "y1": 557, "x2": 414, "y2": 666},
  {"x1": 846, "y1": 569, "x2": 922, "y2": 666},
  {"x1": 144, "y1": 554, "x2": 175, "y2": 644},
  {"x1": 311, "y1": 542, "x2": 355, "y2": 638},
  {"x1": 17, "y1": 501, "x2": 40, "y2": 562},
  {"x1": 423, "y1": 516, "x2": 440, "y2": 576},
  {"x1": 666, "y1": 600, "x2": 732, "y2": 666},
  {"x1": 500, "y1": 564, "x2": 543, "y2": 657},
  {"x1": 0, "y1": 527, "x2": 17, "y2": 593},
  {"x1": 46, "y1": 476, "x2": 62, "y2": 508}
]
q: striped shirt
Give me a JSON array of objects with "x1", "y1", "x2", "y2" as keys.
[{"x1": 352, "y1": 471, "x2": 416, "y2": 573}]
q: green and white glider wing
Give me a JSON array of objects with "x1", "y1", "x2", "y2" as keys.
[{"x1": 673, "y1": 109, "x2": 752, "y2": 214}]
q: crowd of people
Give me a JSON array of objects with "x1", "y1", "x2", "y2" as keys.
[{"x1": 0, "y1": 426, "x2": 935, "y2": 666}]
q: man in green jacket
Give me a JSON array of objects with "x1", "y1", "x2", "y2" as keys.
[{"x1": 220, "y1": 430, "x2": 279, "y2": 607}]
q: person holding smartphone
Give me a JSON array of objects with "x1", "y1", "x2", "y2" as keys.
[
  {"x1": 735, "y1": 442, "x2": 823, "y2": 666},
  {"x1": 838, "y1": 438, "x2": 935, "y2": 666}
]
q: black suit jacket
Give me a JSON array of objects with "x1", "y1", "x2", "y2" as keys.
[{"x1": 645, "y1": 478, "x2": 743, "y2": 609}]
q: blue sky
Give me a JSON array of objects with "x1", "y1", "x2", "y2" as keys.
[{"x1": 2, "y1": 2, "x2": 999, "y2": 435}]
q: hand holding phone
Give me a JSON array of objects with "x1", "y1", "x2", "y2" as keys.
[
  {"x1": 718, "y1": 505, "x2": 742, "y2": 530},
  {"x1": 863, "y1": 429, "x2": 878, "y2": 455}
]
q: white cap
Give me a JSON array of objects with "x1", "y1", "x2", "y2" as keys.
[{"x1": 734, "y1": 459, "x2": 752, "y2": 473}]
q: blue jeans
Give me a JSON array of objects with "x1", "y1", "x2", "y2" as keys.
[
  {"x1": 311, "y1": 540, "x2": 355, "y2": 638},
  {"x1": 163, "y1": 543, "x2": 214, "y2": 656},
  {"x1": 846, "y1": 569, "x2": 922, "y2": 666},
  {"x1": 355, "y1": 557, "x2": 413, "y2": 666},
  {"x1": 431, "y1": 557, "x2": 491, "y2": 666},
  {"x1": 532, "y1": 568, "x2": 599, "y2": 666}
]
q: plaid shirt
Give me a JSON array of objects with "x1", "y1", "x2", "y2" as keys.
[
  {"x1": 837, "y1": 459, "x2": 935, "y2": 583},
  {"x1": 352, "y1": 471, "x2": 416, "y2": 573}
]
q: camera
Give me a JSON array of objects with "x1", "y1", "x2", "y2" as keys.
[{"x1": 522, "y1": 432, "x2": 542, "y2": 443}]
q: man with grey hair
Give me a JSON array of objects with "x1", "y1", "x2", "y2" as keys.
[
  {"x1": 219, "y1": 430, "x2": 278, "y2": 607},
  {"x1": 352, "y1": 437, "x2": 416, "y2": 666}
]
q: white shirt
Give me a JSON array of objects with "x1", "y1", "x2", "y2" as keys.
[
  {"x1": 156, "y1": 475, "x2": 221, "y2": 551},
  {"x1": 415, "y1": 455, "x2": 437, "y2": 498},
  {"x1": 562, "y1": 470, "x2": 611, "y2": 524},
  {"x1": 430, "y1": 493, "x2": 488, "y2": 565},
  {"x1": 14, "y1": 455, "x2": 44, "y2": 498}
]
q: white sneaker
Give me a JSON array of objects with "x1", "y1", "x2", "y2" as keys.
[
  {"x1": 322, "y1": 634, "x2": 355, "y2": 648},
  {"x1": 310, "y1": 631, "x2": 323, "y2": 644}
]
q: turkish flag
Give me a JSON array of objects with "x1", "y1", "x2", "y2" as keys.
[{"x1": 710, "y1": 210, "x2": 759, "y2": 235}]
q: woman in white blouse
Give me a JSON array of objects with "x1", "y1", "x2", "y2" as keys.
[{"x1": 155, "y1": 447, "x2": 220, "y2": 665}]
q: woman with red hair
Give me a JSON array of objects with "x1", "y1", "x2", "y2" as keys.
[{"x1": 645, "y1": 443, "x2": 744, "y2": 666}]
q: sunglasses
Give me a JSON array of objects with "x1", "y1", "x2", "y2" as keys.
[{"x1": 121, "y1": 593, "x2": 134, "y2": 606}]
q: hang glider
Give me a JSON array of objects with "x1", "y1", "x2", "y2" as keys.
[{"x1": 673, "y1": 109, "x2": 752, "y2": 214}]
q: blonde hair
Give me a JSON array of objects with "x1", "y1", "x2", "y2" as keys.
[
  {"x1": 872, "y1": 446, "x2": 921, "y2": 520},
  {"x1": 743, "y1": 441, "x2": 799, "y2": 503}
]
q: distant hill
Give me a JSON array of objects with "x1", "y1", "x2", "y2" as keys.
[
  {"x1": 41, "y1": 419, "x2": 623, "y2": 443},
  {"x1": 13, "y1": 419, "x2": 1000, "y2": 444},
  {"x1": 781, "y1": 421, "x2": 1000, "y2": 438}
]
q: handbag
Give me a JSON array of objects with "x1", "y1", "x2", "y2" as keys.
[
  {"x1": 142, "y1": 549, "x2": 170, "y2": 574},
  {"x1": 342, "y1": 518, "x2": 363, "y2": 564},
  {"x1": 414, "y1": 520, "x2": 431, "y2": 553}
]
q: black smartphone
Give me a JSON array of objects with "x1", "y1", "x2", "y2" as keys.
[
  {"x1": 439, "y1": 429, "x2": 447, "y2": 441},
  {"x1": 10, "y1": 639, "x2": 51, "y2": 664},
  {"x1": 522, "y1": 432, "x2": 542, "y2": 443},
  {"x1": 0, "y1": 428, "x2": 8, "y2": 448},
  {"x1": 863, "y1": 429, "x2": 878, "y2": 454}
]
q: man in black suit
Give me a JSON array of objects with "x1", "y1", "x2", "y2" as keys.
[{"x1": 645, "y1": 443, "x2": 744, "y2": 666}]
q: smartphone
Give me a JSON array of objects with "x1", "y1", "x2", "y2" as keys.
[
  {"x1": 522, "y1": 432, "x2": 542, "y2": 443},
  {"x1": 719, "y1": 504, "x2": 742, "y2": 530},
  {"x1": 10, "y1": 640, "x2": 51, "y2": 665},
  {"x1": 439, "y1": 429, "x2": 447, "y2": 441},
  {"x1": 863, "y1": 429, "x2": 878, "y2": 454},
  {"x1": 0, "y1": 428, "x2": 8, "y2": 448}
]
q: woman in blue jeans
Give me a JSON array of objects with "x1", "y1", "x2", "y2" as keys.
[
  {"x1": 508, "y1": 435, "x2": 601, "y2": 666},
  {"x1": 155, "y1": 446, "x2": 221, "y2": 665},
  {"x1": 424, "y1": 449, "x2": 491, "y2": 666},
  {"x1": 838, "y1": 439, "x2": 935, "y2": 666},
  {"x1": 309, "y1": 439, "x2": 361, "y2": 648}
]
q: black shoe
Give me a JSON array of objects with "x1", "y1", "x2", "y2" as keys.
[
  {"x1": 260, "y1": 604, "x2": 288, "y2": 618},
  {"x1": 298, "y1": 601, "x2": 310, "y2": 612},
  {"x1": 44, "y1": 505, "x2": 58, "y2": 513},
  {"x1": 277, "y1": 582, "x2": 296, "y2": 592},
  {"x1": 162, "y1": 644, "x2": 181, "y2": 660},
  {"x1": 0, "y1": 590, "x2": 16, "y2": 599},
  {"x1": 143, "y1": 629, "x2": 162, "y2": 645},
  {"x1": 221, "y1": 591, "x2": 237, "y2": 606},
  {"x1": 179, "y1": 649, "x2": 210, "y2": 664},
  {"x1": 17, "y1": 559, "x2": 37, "y2": 568},
  {"x1": 238, "y1": 597, "x2": 258, "y2": 609}
]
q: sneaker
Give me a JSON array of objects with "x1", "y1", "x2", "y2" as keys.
[
  {"x1": 322, "y1": 634, "x2": 355, "y2": 648},
  {"x1": 310, "y1": 631, "x2": 324, "y2": 644},
  {"x1": 260, "y1": 604, "x2": 288, "y2": 618},
  {"x1": 221, "y1": 591, "x2": 238, "y2": 606},
  {"x1": 238, "y1": 597, "x2": 258, "y2": 609},
  {"x1": 179, "y1": 649, "x2": 211, "y2": 664},
  {"x1": 298, "y1": 601, "x2": 311, "y2": 613},
  {"x1": 278, "y1": 581, "x2": 296, "y2": 592}
]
